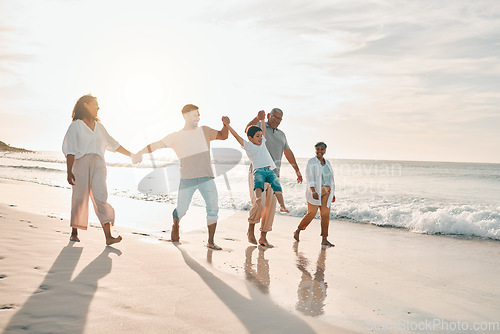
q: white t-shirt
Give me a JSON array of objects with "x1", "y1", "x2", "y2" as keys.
[
  {"x1": 243, "y1": 136, "x2": 277, "y2": 171},
  {"x1": 62, "y1": 120, "x2": 120, "y2": 161},
  {"x1": 161, "y1": 126, "x2": 218, "y2": 179}
]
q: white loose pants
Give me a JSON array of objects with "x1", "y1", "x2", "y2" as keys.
[{"x1": 71, "y1": 154, "x2": 115, "y2": 230}]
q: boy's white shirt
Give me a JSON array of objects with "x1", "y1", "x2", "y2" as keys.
[
  {"x1": 243, "y1": 136, "x2": 277, "y2": 171},
  {"x1": 305, "y1": 157, "x2": 335, "y2": 207}
]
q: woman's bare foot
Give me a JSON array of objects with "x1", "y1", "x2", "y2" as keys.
[
  {"x1": 70, "y1": 235, "x2": 80, "y2": 242},
  {"x1": 207, "y1": 243, "x2": 222, "y2": 250},
  {"x1": 259, "y1": 237, "x2": 274, "y2": 248},
  {"x1": 280, "y1": 206, "x2": 290, "y2": 213},
  {"x1": 293, "y1": 229, "x2": 300, "y2": 241},
  {"x1": 322, "y1": 239, "x2": 335, "y2": 247},
  {"x1": 106, "y1": 235, "x2": 122, "y2": 246}
]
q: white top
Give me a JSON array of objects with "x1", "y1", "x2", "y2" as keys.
[
  {"x1": 243, "y1": 136, "x2": 277, "y2": 171},
  {"x1": 321, "y1": 164, "x2": 332, "y2": 186},
  {"x1": 62, "y1": 120, "x2": 120, "y2": 161},
  {"x1": 305, "y1": 157, "x2": 335, "y2": 207},
  {"x1": 161, "y1": 126, "x2": 218, "y2": 179}
]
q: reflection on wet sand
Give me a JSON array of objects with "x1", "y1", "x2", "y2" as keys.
[
  {"x1": 244, "y1": 246, "x2": 270, "y2": 294},
  {"x1": 294, "y1": 242, "x2": 328, "y2": 317}
]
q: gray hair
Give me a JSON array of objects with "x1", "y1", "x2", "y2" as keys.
[{"x1": 270, "y1": 108, "x2": 283, "y2": 116}]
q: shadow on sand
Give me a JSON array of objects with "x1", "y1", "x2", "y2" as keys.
[
  {"x1": 4, "y1": 242, "x2": 121, "y2": 333},
  {"x1": 176, "y1": 243, "x2": 315, "y2": 334}
]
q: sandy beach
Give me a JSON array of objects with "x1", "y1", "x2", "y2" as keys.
[{"x1": 1, "y1": 178, "x2": 499, "y2": 333}]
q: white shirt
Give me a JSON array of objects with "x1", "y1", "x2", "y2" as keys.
[
  {"x1": 243, "y1": 136, "x2": 277, "y2": 171},
  {"x1": 62, "y1": 120, "x2": 120, "y2": 161},
  {"x1": 305, "y1": 157, "x2": 335, "y2": 207}
]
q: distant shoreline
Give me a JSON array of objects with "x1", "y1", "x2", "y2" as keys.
[{"x1": 0, "y1": 141, "x2": 33, "y2": 153}]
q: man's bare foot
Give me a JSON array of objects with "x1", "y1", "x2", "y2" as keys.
[
  {"x1": 70, "y1": 235, "x2": 80, "y2": 242},
  {"x1": 171, "y1": 221, "x2": 180, "y2": 242},
  {"x1": 322, "y1": 239, "x2": 335, "y2": 247},
  {"x1": 259, "y1": 238, "x2": 274, "y2": 248},
  {"x1": 280, "y1": 207, "x2": 290, "y2": 213},
  {"x1": 207, "y1": 243, "x2": 222, "y2": 250},
  {"x1": 247, "y1": 232, "x2": 258, "y2": 244},
  {"x1": 106, "y1": 235, "x2": 122, "y2": 246},
  {"x1": 293, "y1": 229, "x2": 300, "y2": 242}
]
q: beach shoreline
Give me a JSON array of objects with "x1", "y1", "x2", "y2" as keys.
[{"x1": 1, "y1": 178, "x2": 500, "y2": 333}]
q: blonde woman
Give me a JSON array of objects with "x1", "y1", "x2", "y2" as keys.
[
  {"x1": 62, "y1": 94, "x2": 134, "y2": 245},
  {"x1": 294, "y1": 142, "x2": 335, "y2": 247}
]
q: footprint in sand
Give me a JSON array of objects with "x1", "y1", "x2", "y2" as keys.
[
  {"x1": 223, "y1": 238, "x2": 239, "y2": 242},
  {"x1": 20, "y1": 219, "x2": 31, "y2": 223},
  {"x1": 0, "y1": 274, "x2": 6, "y2": 279},
  {"x1": 0, "y1": 304, "x2": 19, "y2": 310},
  {"x1": 9, "y1": 204, "x2": 17, "y2": 207},
  {"x1": 34, "y1": 284, "x2": 50, "y2": 294},
  {"x1": 0, "y1": 256, "x2": 4, "y2": 260},
  {"x1": 28, "y1": 225, "x2": 38, "y2": 229}
]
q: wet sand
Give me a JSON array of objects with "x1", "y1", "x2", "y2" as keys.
[{"x1": 1, "y1": 179, "x2": 499, "y2": 333}]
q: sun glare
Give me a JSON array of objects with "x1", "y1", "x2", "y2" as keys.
[{"x1": 123, "y1": 73, "x2": 165, "y2": 111}]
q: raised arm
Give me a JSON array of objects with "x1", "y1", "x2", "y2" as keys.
[
  {"x1": 216, "y1": 116, "x2": 229, "y2": 140},
  {"x1": 245, "y1": 110, "x2": 266, "y2": 132},
  {"x1": 257, "y1": 109, "x2": 266, "y2": 137},
  {"x1": 222, "y1": 117, "x2": 244, "y2": 147}
]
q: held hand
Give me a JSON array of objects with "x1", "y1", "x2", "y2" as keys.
[
  {"x1": 222, "y1": 116, "x2": 230, "y2": 126},
  {"x1": 67, "y1": 171, "x2": 76, "y2": 185},
  {"x1": 312, "y1": 191, "x2": 319, "y2": 200},
  {"x1": 332, "y1": 195, "x2": 336, "y2": 203},
  {"x1": 131, "y1": 153, "x2": 143, "y2": 164},
  {"x1": 296, "y1": 171, "x2": 303, "y2": 183},
  {"x1": 257, "y1": 110, "x2": 266, "y2": 121}
]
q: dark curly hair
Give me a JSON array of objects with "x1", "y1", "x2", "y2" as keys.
[{"x1": 72, "y1": 94, "x2": 99, "y2": 121}]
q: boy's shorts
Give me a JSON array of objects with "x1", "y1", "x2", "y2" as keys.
[{"x1": 253, "y1": 167, "x2": 282, "y2": 193}]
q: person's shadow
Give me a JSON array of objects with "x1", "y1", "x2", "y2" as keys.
[
  {"x1": 4, "y1": 242, "x2": 121, "y2": 333},
  {"x1": 293, "y1": 242, "x2": 328, "y2": 317},
  {"x1": 176, "y1": 244, "x2": 316, "y2": 333}
]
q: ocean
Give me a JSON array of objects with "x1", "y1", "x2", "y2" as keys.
[{"x1": 1, "y1": 150, "x2": 499, "y2": 241}]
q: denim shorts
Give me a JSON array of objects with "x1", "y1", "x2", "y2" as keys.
[{"x1": 253, "y1": 167, "x2": 282, "y2": 193}]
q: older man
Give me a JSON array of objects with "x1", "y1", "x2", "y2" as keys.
[{"x1": 246, "y1": 108, "x2": 303, "y2": 247}]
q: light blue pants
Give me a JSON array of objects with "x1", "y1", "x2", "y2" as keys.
[{"x1": 172, "y1": 177, "x2": 219, "y2": 225}]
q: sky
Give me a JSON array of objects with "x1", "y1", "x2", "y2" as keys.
[{"x1": 1, "y1": 0, "x2": 499, "y2": 163}]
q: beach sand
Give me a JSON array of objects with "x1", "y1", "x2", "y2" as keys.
[{"x1": 1, "y1": 179, "x2": 499, "y2": 333}]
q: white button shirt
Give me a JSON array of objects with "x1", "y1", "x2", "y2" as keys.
[
  {"x1": 62, "y1": 120, "x2": 120, "y2": 161},
  {"x1": 305, "y1": 157, "x2": 335, "y2": 207}
]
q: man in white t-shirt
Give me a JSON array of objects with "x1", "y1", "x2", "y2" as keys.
[{"x1": 134, "y1": 104, "x2": 229, "y2": 250}]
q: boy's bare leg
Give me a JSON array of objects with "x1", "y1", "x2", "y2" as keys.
[
  {"x1": 322, "y1": 236, "x2": 334, "y2": 247},
  {"x1": 248, "y1": 223, "x2": 258, "y2": 244},
  {"x1": 207, "y1": 223, "x2": 222, "y2": 250},
  {"x1": 171, "y1": 217, "x2": 180, "y2": 242},
  {"x1": 259, "y1": 231, "x2": 273, "y2": 248},
  {"x1": 275, "y1": 191, "x2": 290, "y2": 213},
  {"x1": 103, "y1": 223, "x2": 122, "y2": 246},
  {"x1": 70, "y1": 228, "x2": 80, "y2": 242},
  {"x1": 293, "y1": 229, "x2": 301, "y2": 241}
]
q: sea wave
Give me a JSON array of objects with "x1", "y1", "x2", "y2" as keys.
[{"x1": 0, "y1": 165, "x2": 65, "y2": 173}]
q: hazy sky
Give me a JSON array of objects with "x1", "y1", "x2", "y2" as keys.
[{"x1": 1, "y1": 0, "x2": 499, "y2": 163}]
